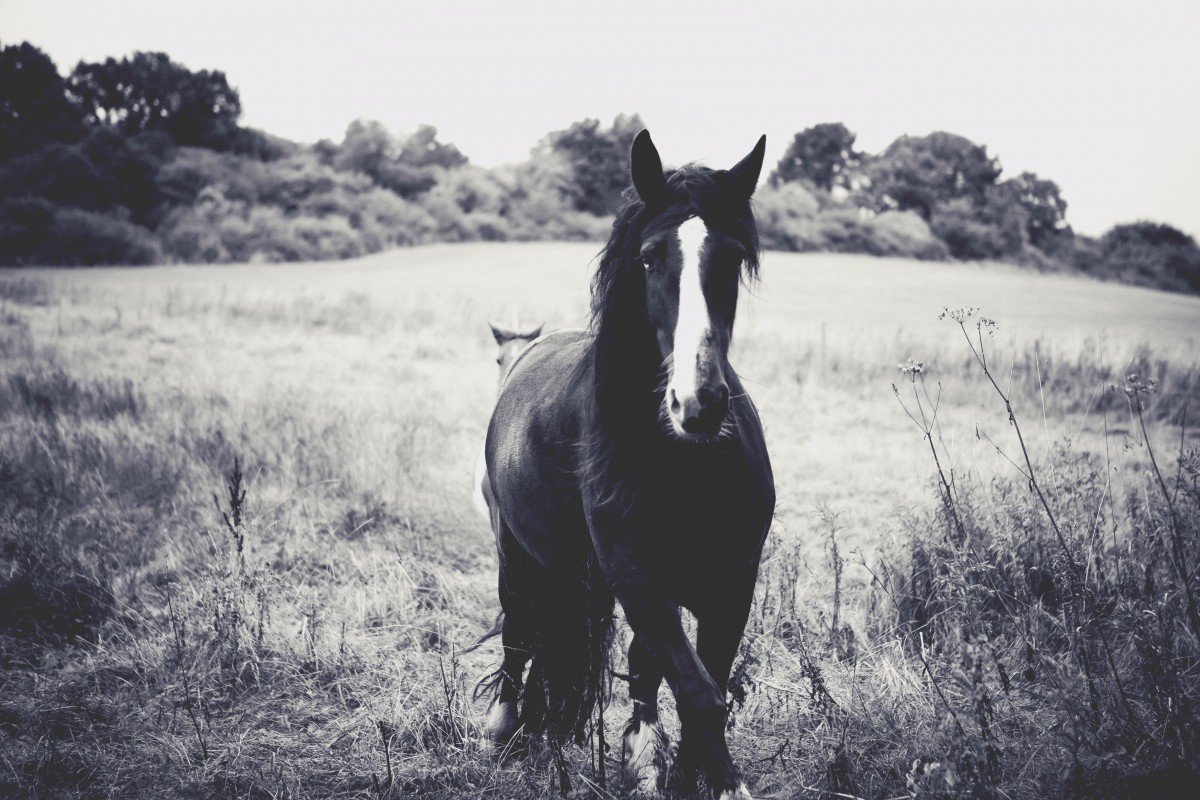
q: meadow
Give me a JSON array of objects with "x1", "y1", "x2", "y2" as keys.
[{"x1": 1, "y1": 244, "x2": 1198, "y2": 799}]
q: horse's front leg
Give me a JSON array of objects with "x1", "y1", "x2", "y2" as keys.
[
  {"x1": 594, "y1": 541, "x2": 746, "y2": 797},
  {"x1": 683, "y1": 575, "x2": 758, "y2": 798}
]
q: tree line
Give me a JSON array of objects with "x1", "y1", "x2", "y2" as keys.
[{"x1": 2, "y1": 42, "x2": 1197, "y2": 294}]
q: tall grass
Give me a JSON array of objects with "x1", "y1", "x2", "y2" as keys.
[
  {"x1": 737, "y1": 309, "x2": 1199, "y2": 799},
  {"x1": 0, "y1": 267, "x2": 1197, "y2": 798}
]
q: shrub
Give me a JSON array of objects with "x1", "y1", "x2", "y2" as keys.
[
  {"x1": 248, "y1": 207, "x2": 365, "y2": 262},
  {"x1": 160, "y1": 195, "x2": 369, "y2": 263},
  {"x1": 756, "y1": 187, "x2": 948, "y2": 260},
  {"x1": 157, "y1": 186, "x2": 243, "y2": 262},
  {"x1": 351, "y1": 187, "x2": 437, "y2": 248},
  {"x1": 493, "y1": 156, "x2": 610, "y2": 241},
  {"x1": 0, "y1": 197, "x2": 57, "y2": 264},
  {"x1": 416, "y1": 165, "x2": 517, "y2": 242},
  {"x1": 0, "y1": 144, "x2": 99, "y2": 210},
  {"x1": 156, "y1": 152, "x2": 442, "y2": 262},
  {"x1": 929, "y1": 194, "x2": 1026, "y2": 260},
  {"x1": 43, "y1": 208, "x2": 162, "y2": 266},
  {"x1": 866, "y1": 210, "x2": 949, "y2": 260},
  {"x1": 155, "y1": 146, "x2": 267, "y2": 206},
  {"x1": 257, "y1": 154, "x2": 361, "y2": 209},
  {"x1": 0, "y1": 201, "x2": 160, "y2": 266},
  {"x1": 1096, "y1": 221, "x2": 1200, "y2": 293},
  {"x1": 418, "y1": 179, "x2": 513, "y2": 243},
  {"x1": 882, "y1": 309, "x2": 1200, "y2": 795},
  {"x1": 753, "y1": 182, "x2": 821, "y2": 250},
  {"x1": 0, "y1": 128, "x2": 173, "y2": 226}
]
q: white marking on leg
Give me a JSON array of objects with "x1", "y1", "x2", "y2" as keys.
[
  {"x1": 667, "y1": 216, "x2": 712, "y2": 434},
  {"x1": 484, "y1": 698, "x2": 519, "y2": 748},
  {"x1": 718, "y1": 783, "x2": 753, "y2": 800},
  {"x1": 623, "y1": 719, "x2": 672, "y2": 793}
]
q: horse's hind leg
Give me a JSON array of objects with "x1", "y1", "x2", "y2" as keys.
[
  {"x1": 623, "y1": 634, "x2": 673, "y2": 793},
  {"x1": 485, "y1": 525, "x2": 540, "y2": 749}
]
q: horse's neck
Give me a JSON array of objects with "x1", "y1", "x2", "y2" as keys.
[{"x1": 590, "y1": 332, "x2": 667, "y2": 444}]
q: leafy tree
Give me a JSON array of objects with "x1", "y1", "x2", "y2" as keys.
[
  {"x1": 334, "y1": 120, "x2": 466, "y2": 198},
  {"x1": 398, "y1": 124, "x2": 467, "y2": 170},
  {"x1": 543, "y1": 113, "x2": 645, "y2": 216},
  {"x1": 999, "y1": 171, "x2": 1069, "y2": 250},
  {"x1": 334, "y1": 119, "x2": 392, "y2": 176},
  {"x1": 379, "y1": 124, "x2": 467, "y2": 198},
  {"x1": 67, "y1": 52, "x2": 242, "y2": 149},
  {"x1": 313, "y1": 138, "x2": 340, "y2": 166},
  {"x1": 773, "y1": 122, "x2": 859, "y2": 191},
  {"x1": 861, "y1": 132, "x2": 1001, "y2": 219},
  {"x1": 0, "y1": 41, "x2": 84, "y2": 160}
]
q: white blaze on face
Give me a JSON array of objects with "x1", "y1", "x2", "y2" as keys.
[{"x1": 668, "y1": 216, "x2": 712, "y2": 428}]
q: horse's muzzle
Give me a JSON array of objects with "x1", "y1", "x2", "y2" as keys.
[{"x1": 669, "y1": 383, "x2": 729, "y2": 437}]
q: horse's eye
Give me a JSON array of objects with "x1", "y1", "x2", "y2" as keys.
[
  {"x1": 641, "y1": 256, "x2": 655, "y2": 273},
  {"x1": 496, "y1": 357, "x2": 503, "y2": 365}
]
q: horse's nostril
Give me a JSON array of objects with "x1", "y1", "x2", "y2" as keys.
[
  {"x1": 668, "y1": 389, "x2": 681, "y2": 415},
  {"x1": 697, "y1": 384, "x2": 730, "y2": 413}
]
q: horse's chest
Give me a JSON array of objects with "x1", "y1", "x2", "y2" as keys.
[{"x1": 634, "y1": 473, "x2": 770, "y2": 573}]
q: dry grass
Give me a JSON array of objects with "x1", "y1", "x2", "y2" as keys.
[{"x1": 1, "y1": 244, "x2": 1198, "y2": 798}]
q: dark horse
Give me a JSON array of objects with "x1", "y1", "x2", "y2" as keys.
[{"x1": 483, "y1": 131, "x2": 774, "y2": 798}]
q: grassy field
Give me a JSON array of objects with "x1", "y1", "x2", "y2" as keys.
[{"x1": 1, "y1": 244, "x2": 1199, "y2": 798}]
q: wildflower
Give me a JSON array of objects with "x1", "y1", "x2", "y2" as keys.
[
  {"x1": 898, "y1": 357, "x2": 925, "y2": 381},
  {"x1": 978, "y1": 317, "x2": 998, "y2": 335},
  {"x1": 939, "y1": 306, "x2": 979, "y2": 324},
  {"x1": 1121, "y1": 373, "x2": 1158, "y2": 409}
]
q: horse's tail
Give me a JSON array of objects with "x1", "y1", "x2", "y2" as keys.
[
  {"x1": 520, "y1": 554, "x2": 616, "y2": 744},
  {"x1": 463, "y1": 611, "x2": 504, "y2": 656}
]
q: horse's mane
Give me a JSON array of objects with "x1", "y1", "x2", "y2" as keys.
[{"x1": 578, "y1": 164, "x2": 761, "y2": 513}]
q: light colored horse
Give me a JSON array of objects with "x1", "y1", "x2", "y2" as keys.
[{"x1": 473, "y1": 322, "x2": 544, "y2": 525}]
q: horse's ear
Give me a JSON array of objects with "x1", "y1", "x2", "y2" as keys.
[
  {"x1": 489, "y1": 322, "x2": 515, "y2": 344},
  {"x1": 525, "y1": 323, "x2": 544, "y2": 341},
  {"x1": 630, "y1": 130, "x2": 668, "y2": 207},
  {"x1": 728, "y1": 134, "x2": 767, "y2": 198}
]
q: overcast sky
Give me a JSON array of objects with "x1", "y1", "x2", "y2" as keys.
[{"x1": 6, "y1": 0, "x2": 1199, "y2": 237}]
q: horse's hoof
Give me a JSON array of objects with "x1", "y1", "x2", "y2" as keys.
[
  {"x1": 483, "y1": 699, "x2": 519, "y2": 751},
  {"x1": 718, "y1": 783, "x2": 754, "y2": 800},
  {"x1": 622, "y1": 719, "x2": 672, "y2": 794}
]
